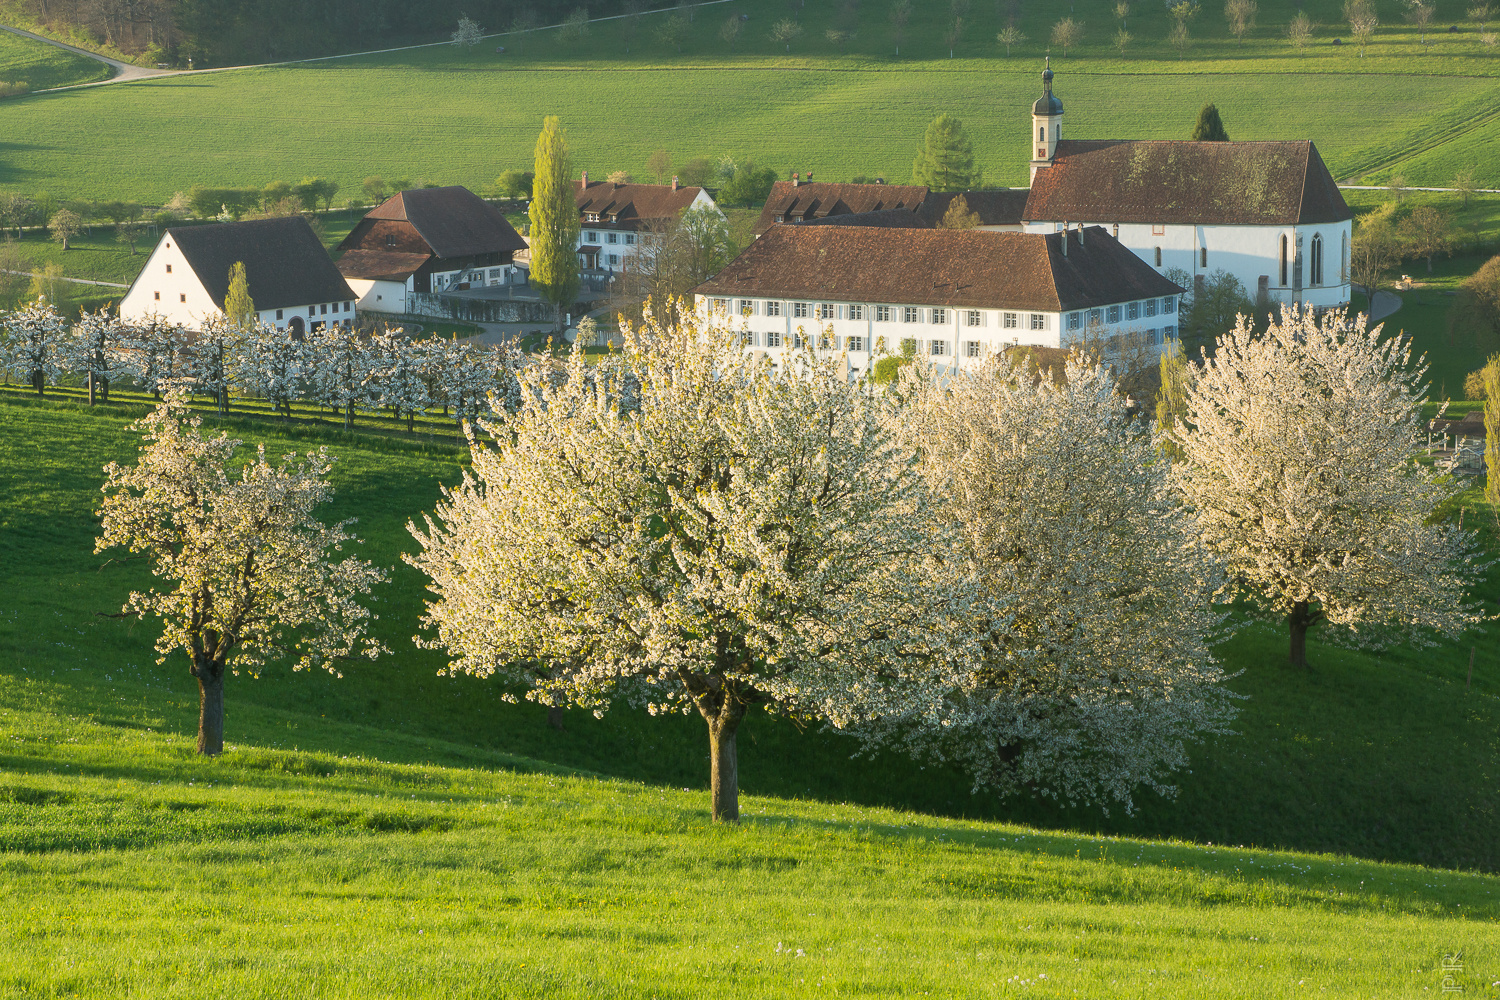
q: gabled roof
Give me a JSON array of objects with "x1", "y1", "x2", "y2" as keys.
[
  {"x1": 349, "y1": 186, "x2": 527, "y2": 258},
  {"x1": 337, "y1": 249, "x2": 432, "y2": 282},
  {"x1": 794, "y1": 208, "x2": 933, "y2": 230},
  {"x1": 573, "y1": 180, "x2": 706, "y2": 228},
  {"x1": 754, "y1": 181, "x2": 929, "y2": 234},
  {"x1": 164, "y1": 217, "x2": 353, "y2": 311},
  {"x1": 919, "y1": 189, "x2": 1030, "y2": 227},
  {"x1": 694, "y1": 225, "x2": 1183, "y2": 313},
  {"x1": 1023, "y1": 140, "x2": 1352, "y2": 226}
]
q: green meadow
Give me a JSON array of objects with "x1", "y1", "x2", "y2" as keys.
[
  {"x1": 0, "y1": 28, "x2": 108, "y2": 92},
  {"x1": 2, "y1": 0, "x2": 1500, "y2": 202},
  {"x1": 0, "y1": 389, "x2": 1498, "y2": 995}
]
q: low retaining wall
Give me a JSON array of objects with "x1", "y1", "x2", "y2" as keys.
[{"x1": 405, "y1": 293, "x2": 558, "y2": 324}]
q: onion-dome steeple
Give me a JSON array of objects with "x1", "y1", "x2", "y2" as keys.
[{"x1": 1033, "y1": 57, "x2": 1064, "y2": 116}]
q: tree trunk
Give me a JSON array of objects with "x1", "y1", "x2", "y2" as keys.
[
  {"x1": 87, "y1": 371, "x2": 96, "y2": 406},
  {"x1": 344, "y1": 406, "x2": 353, "y2": 430},
  {"x1": 193, "y1": 657, "x2": 226, "y2": 755},
  {"x1": 708, "y1": 712, "x2": 742, "y2": 822},
  {"x1": 688, "y1": 679, "x2": 748, "y2": 823},
  {"x1": 547, "y1": 704, "x2": 566, "y2": 731},
  {"x1": 32, "y1": 369, "x2": 43, "y2": 396},
  {"x1": 1288, "y1": 601, "x2": 1313, "y2": 669}
]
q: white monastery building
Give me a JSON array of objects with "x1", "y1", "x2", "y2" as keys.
[
  {"x1": 120, "y1": 216, "x2": 356, "y2": 332},
  {"x1": 1021, "y1": 60, "x2": 1353, "y2": 311},
  {"x1": 694, "y1": 224, "x2": 1184, "y2": 377},
  {"x1": 573, "y1": 174, "x2": 721, "y2": 271}
]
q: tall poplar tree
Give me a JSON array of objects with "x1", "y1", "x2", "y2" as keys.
[
  {"x1": 225, "y1": 262, "x2": 255, "y2": 329},
  {"x1": 529, "y1": 116, "x2": 581, "y2": 332}
]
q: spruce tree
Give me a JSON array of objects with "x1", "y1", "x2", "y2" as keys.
[
  {"x1": 1190, "y1": 103, "x2": 1230, "y2": 141},
  {"x1": 910, "y1": 114, "x2": 981, "y2": 192},
  {"x1": 529, "y1": 116, "x2": 581, "y2": 332}
]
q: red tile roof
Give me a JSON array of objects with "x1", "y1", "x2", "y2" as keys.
[
  {"x1": 694, "y1": 225, "x2": 1182, "y2": 313},
  {"x1": 348, "y1": 186, "x2": 527, "y2": 258},
  {"x1": 574, "y1": 180, "x2": 706, "y2": 230},
  {"x1": 1023, "y1": 140, "x2": 1351, "y2": 226},
  {"x1": 754, "y1": 181, "x2": 929, "y2": 234},
  {"x1": 336, "y1": 249, "x2": 432, "y2": 282}
]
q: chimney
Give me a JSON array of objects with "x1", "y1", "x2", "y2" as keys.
[
  {"x1": 806, "y1": 171, "x2": 813, "y2": 181},
  {"x1": 1079, "y1": 223, "x2": 1085, "y2": 246},
  {"x1": 581, "y1": 170, "x2": 588, "y2": 187},
  {"x1": 792, "y1": 171, "x2": 801, "y2": 187},
  {"x1": 1061, "y1": 222, "x2": 1068, "y2": 257},
  {"x1": 671, "y1": 175, "x2": 679, "y2": 191}
]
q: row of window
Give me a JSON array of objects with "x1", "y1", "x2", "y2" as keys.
[
  {"x1": 712, "y1": 299, "x2": 1054, "y2": 330},
  {"x1": 1064, "y1": 297, "x2": 1176, "y2": 331},
  {"x1": 740, "y1": 327, "x2": 1179, "y2": 354},
  {"x1": 582, "y1": 231, "x2": 638, "y2": 245}
]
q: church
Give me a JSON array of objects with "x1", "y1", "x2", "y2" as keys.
[{"x1": 1019, "y1": 60, "x2": 1353, "y2": 312}]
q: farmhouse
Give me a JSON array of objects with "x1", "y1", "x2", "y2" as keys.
[
  {"x1": 336, "y1": 186, "x2": 528, "y2": 314},
  {"x1": 1020, "y1": 60, "x2": 1353, "y2": 311},
  {"x1": 693, "y1": 224, "x2": 1183, "y2": 377},
  {"x1": 119, "y1": 216, "x2": 355, "y2": 333},
  {"x1": 574, "y1": 173, "x2": 720, "y2": 271}
]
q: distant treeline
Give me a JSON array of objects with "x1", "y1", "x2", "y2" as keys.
[{"x1": 2, "y1": 0, "x2": 668, "y2": 65}]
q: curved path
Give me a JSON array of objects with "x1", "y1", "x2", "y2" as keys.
[{"x1": 0, "y1": 25, "x2": 172, "y2": 88}]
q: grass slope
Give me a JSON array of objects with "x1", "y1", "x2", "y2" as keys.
[
  {"x1": 1, "y1": 393, "x2": 1498, "y2": 875},
  {"x1": 2, "y1": 0, "x2": 1500, "y2": 202},
  {"x1": 3, "y1": 689, "x2": 1500, "y2": 998},
  {"x1": 0, "y1": 28, "x2": 109, "y2": 92}
]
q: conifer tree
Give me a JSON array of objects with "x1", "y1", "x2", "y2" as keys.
[
  {"x1": 529, "y1": 117, "x2": 581, "y2": 333},
  {"x1": 1190, "y1": 103, "x2": 1230, "y2": 141},
  {"x1": 911, "y1": 114, "x2": 982, "y2": 192}
]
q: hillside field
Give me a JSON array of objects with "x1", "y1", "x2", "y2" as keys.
[
  {"x1": 0, "y1": 393, "x2": 1497, "y2": 995},
  {"x1": 4, "y1": 0, "x2": 1500, "y2": 203}
]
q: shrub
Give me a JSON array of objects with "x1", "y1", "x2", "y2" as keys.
[{"x1": 0, "y1": 81, "x2": 30, "y2": 98}]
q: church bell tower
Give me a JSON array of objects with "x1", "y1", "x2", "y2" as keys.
[{"x1": 1029, "y1": 58, "x2": 1064, "y2": 185}]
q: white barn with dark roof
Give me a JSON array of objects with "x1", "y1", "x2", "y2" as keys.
[
  {"x1": 1020, "y1": 61, "x2": 1353, "y2": 311},
  {"x1": 120, "y1": 216, "x2": 356, "y2": 333},
  {"x1": 693, "y1": 224, "x2": 1184, "y2": 378}
]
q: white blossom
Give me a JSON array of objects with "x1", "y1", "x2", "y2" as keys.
[
  {"x1": 232, "y1": 320, "x2": 305, "y2": 418},
  {"x1": 405, "y1": 301, "x2": 971, "y2": 821},
  {"x1": 367, "y1": 331, "x2": 431, "y2": 432},
  {"x1": 124, "y1": 313, "x2": 189, "y2": 398},
  {"x1": 95, "y1": 391, "x2": 389, "y2": 754},
  {"x1": 62, "y1": 307, "x2": 131, "y2": 404},
  {"x1": 1173, "y1": 305, "x2": 1493, "y2": 665},
  {"x1": 189, "y1": 315, "x2": 236, "y2": 413},
  {"x1": 875, "y1": 355, "x2": 1236, "y2": 811},
  {"x1": 307, "y1": 323, "x2": 378, "y2": 429},
  {"x1": 1, "y1": 299, "x2": 66, "y2": 394}
]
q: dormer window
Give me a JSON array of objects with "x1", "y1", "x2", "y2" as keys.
[
  {"x1": 385, "y1": 234, "x2": 397, "y2": 248},
  {"x1": 775, "y1": 214, "x2": 784, "y2": 223}
]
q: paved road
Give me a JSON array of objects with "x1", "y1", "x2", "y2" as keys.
[
  {"x1": 0, "y1": 268, "x2": 128, "y2": 288},
  {"x1": 0, "y1": 25, "x2": 172, "y2": 88},
  {"x1": 1352, "y1": 285, "x2": 1403, "y2": 322}
]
